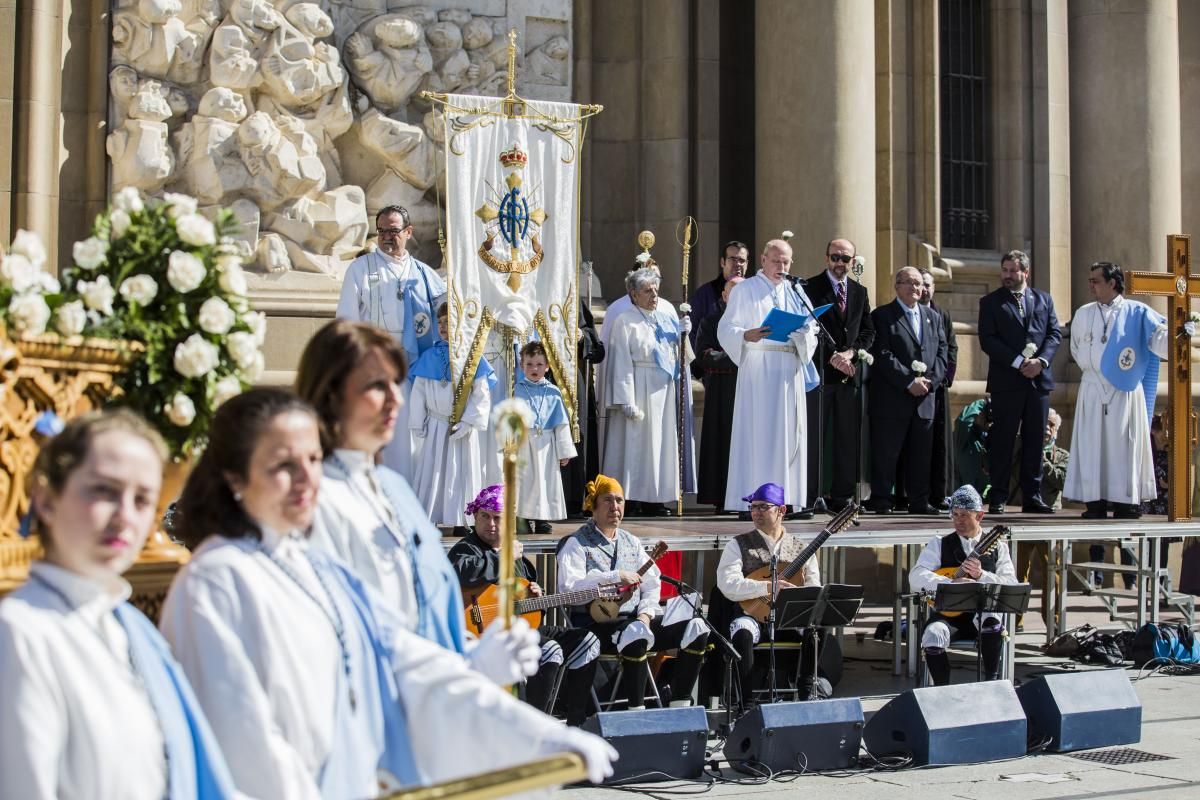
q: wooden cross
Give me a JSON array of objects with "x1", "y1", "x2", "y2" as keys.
[{"x1": 1127, "y1": 235, "x2": 1199, "y2": 520}]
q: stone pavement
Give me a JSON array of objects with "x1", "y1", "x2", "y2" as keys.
[{"x1": 564, "y1": 595, "x2": 1200, "y2": 799}]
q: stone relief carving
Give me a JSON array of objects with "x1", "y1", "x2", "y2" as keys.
[{"x1": 107, "y1": 0, "x2": 572, "y2": 281}]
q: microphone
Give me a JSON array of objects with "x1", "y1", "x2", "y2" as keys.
[
  {"x1": 782, "y1": 273, "x2": 807, "y2": 286},
  {"x1": 659, "y1": 574, "x2": 688, "y2": 590}
]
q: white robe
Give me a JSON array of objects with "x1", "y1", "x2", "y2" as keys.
[
  {"x1": 0, "y1": 563, "x2": 168, "y2": 800},
  {"x1": 518, "y1": 423, "x2": 577, "y2": 520},
  {"x1": 409, "y1": 373, "x2": 491, "y2": 525},
  {"x1": 717, "y1": 273, "x2": 818, "y2": 511},
  {"x1": 160, "y1": 529, "x2": 583, "y2": 800},
  {"x1": 1064, "y1": 297, "x2": 1168, "y2": 504},
  {"x1": 481, "y1": 327, "x2": 527, "y2": 485},
  {"x1": 601, "y1": 305, "x2": 686, "y2": 503}
]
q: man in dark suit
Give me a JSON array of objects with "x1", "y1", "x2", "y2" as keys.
[
  {"x1": 977, "y1": 249, "x2": 1062, "y2": 514},
  {"x1": 806, "y1": 238, "x2": 875, "y2": 512},
  {"x1": 867, "y1": 267, "x2": 948, "y2": 515}
]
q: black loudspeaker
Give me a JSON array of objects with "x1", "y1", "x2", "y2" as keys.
[
  {"x1": 581, "y1": 707, "x2": 708, "y2": 783},
  {"x1": 1017, "y1": 670, "x2": 1142, "y2": 752},
  {"x1": 723, "y1": 698, "x2": 864, "y2": 773},
  {"x1": 863, "y1": 681, "x2": 1027, "y2": 766}
]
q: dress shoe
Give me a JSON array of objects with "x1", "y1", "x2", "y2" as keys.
[
  {"x1": 1022, "y1": 497, "x2": 1056, "y2": 514},
  {"x1": 988, "y1": 503, "x2": 1006, "y2": 514},
  {"x1": 1081, "y1": 501, "x2": 1108, "y2": 520},
  {"x1": 533, "y1": 520, "x2": 554, "y2": 534},
  {"x1": 646, "y1": 503, "x2": 672, "y2": 517},
  {"x1": 826, "y1": 497, "x2": 850, "y2": 512},
  {"x1": 935, "y1": 500, "x2": 950, "y2": 512},
  {"x1": 869, "y1": 504, "x2": 893, "y2": 515},
  {"x1": 1113, "y1": 503, "x2": 1142, "y2": 520},
  {"x1": 786, "y1": 509, "x2": 814, "y2": 521},
  {"x1": 908, "y1": 503, "x2": 941, "y2": 515}
]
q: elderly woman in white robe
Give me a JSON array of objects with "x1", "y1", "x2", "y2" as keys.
[
  {"x1": 601, "y1": 267, "x2": 692, "y2": 516},
  {"x1": 0, "y1": 410, "x2": 238, "y2": 800},
  {"x1": 160, "y1": 388, "x2": 615, "y2": 800}
]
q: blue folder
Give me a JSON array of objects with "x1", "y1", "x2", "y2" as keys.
[{"x1": 761, "y1": 304, "x2": 832, "y2": 342}]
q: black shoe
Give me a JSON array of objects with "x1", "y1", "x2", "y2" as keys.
[
  {"x1": 893, "y1": 495, "x2": 909, "y2": 510},
  {"x1": 646, "y1": 503, "x2": 672, "y2": 517},
  {"x1": 1113, "y1": 504, "x2": 1142, "y2": 520},
  {"x1": 870, "y1": 504, "x2": 893, "y2": 515},
  {"x1": 533, "y1": 520, "x2": 554, "y2": 534},
  {"x1": 909, "y1": 503, "x2": 941, "y2": 515},
  {"x1": 988, "y1": 502, "x2": 1006, "y2": 514},
  {"x1": 826, "y1": 497, "x2": 850, "y2": 512},
  {"x1": 1081, "y1": 501, "x2": 1108, "y2": 520},
  {"x1": 1022, "y1": 497, "x2": 1056, "y2": 514},
  {"x1": 738, "y1": 511, "x2": 752, "y2": 521},
  {"x1": 450, "y1": 525, "x2": 471, "y2": 537},
  {"x1": 786, "y1": 509, "x2": 814, "y2": 521},
  {"x1": 935, "y1": 500, "x2": 950, "y2": 512}
]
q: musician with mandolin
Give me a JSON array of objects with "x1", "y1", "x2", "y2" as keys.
[
  {"x1": 712, "y1": 483, "x2": 847, "y2": 708},
  {"x1": 909, "y1": 485, "x2": 1018, "y2": 685},
  {"x1": 556, "y1": 475, "x2": 711, "y2": 710},
  {"x1": 449, "y1": 485, "x2": 601, "y2": 726}
]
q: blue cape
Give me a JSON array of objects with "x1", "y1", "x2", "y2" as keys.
[
  {"x1": 514, "y1": 377, "x2": 568, "y2": 430},
  {"x1": 1100, "y1": 300, "x2": 1164, "y2": 425},
  {"x1": 408, "y1": 339, "x2": 497, "y2": 393}
]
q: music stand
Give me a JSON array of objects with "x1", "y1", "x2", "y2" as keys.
[
  {"x1": 932, "y1": 582, "x2": 1032, "y2": 680},
  {"x1": 777, "y1": 586, "x2": 825, "y2": 630},
  {"x1": 805, "y1": 585, "x2": 864, "y2": 700}
]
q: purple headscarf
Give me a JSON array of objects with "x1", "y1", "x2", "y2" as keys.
[
  {"x1": 465, "y1": 484, "x2": 504, "y2": 517},
  {"x1": 741, "y1": 482, "x2": 785, "y2": 507}
]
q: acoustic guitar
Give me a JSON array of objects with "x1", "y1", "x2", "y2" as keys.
[
  {"x1": 587, "y1": 541, "x2": 669, "y2": 623},
  {"x1": 462, "y1": 578, "x2": 622, "y2": 635},
  {"x1": 926, "y1": 524, "x2": 1011, "y2": 618},
  {"x1": 738, "y1": 502, "x2": 860, "y2": 623}
]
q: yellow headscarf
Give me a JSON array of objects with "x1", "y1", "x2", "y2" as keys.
[{"x1": 583, "y1": 474, "x2": 625, "y2": 511}]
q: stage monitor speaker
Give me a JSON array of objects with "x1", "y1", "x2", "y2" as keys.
[
  {"x1": 1017, "y1": 669, "x2": 1142, "y2": 752},
  {"x1": 581, "y1": 706, "x2": 708, "y2": 783},
  {"x1": 722, "y1": 698, "x2": 864, "y2": 773},
  {"x1": 863, "y1": 680, "x2": 1026, "y2": 766}
]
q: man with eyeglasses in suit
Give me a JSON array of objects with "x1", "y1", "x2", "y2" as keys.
[{"x1": 337, "y1": 205, "x2": 446, "y2": 480}]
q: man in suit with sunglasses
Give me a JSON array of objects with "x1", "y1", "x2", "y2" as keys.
[
  {"x1": 977, "y1": 250, "x2": 1062, "y2": 514},
  {"x1": 805, "y1": 239, "x2": 874, "y2": 512}
]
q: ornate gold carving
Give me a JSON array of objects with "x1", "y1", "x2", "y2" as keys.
[{"x1": 451, "y1": 307, "x2": 497, "y2": 425}]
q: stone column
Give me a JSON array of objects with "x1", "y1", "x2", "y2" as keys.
[
  {"x1": 1069, "y1": 0, "x2": 1181, "y2": 311},
  {"x1": 1181, "y1": 1, "x2": 1200, "y2": 244},
  {"x1": 754, "y1": 0, "x2": 875, "y2": 295}
]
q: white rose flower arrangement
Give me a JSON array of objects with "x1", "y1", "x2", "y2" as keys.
[{"x1": 0, "y1": 229, "x2": 57, "y2": 336}]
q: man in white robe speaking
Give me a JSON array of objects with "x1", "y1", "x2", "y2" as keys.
[
  {"x1": 1064, "y1": 261, "x2": 1177, "y2": 519},
  {"x1": 718, "y1": 239, "x2": 820, "y2": 516}
]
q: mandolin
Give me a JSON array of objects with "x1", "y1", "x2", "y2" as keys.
[
  {"x1": 587, "y1": 541, "x2": 669, "y2": 623},
  {"x1": 737, "y1": 502, "x2": 860, "y2": 623},
  {"x1": 926, "y1": 524, "x2": 1011, "y2": 618},
  {"x1": 462, "y1": 578, "x2": 622, "y2": 635}
]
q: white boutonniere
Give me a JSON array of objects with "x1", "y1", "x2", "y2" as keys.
[
  {"x1": 1022, "y1": 342, "x2": 1037, "y2": 359},
  {"x1": 857, "y1": 349, "x2": 874, "y2": 366},
  {"x1": 679, "y1": 302, "x2": 691, "y2": 315},
  {"x1": 911, "y1": 360, "x2": 927, "y2": 375},
  {"x1": 781, "y1": 230, "x2": 795, "y2": 241}
]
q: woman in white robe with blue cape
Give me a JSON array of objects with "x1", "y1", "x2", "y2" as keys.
[
  {"x1": 160, "y1": 389, "x2": 615, "y2": 800},
  {"x1": 0, "y1": 410, "x2": 238, "y2": 800}
]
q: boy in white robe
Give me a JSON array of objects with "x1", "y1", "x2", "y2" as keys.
[
  {"x1": 409, "y1": 304, "x2": 494, "y2": 526},
  {"x1": 514, "y1": 340, "x2": 576, "y2": 531}
]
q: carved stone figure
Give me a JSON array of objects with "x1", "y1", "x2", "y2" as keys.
[
  {"x1": 236, "y1": 111, "x2": 326, "y2": 210},
  {"x1": 107, "y1": 79, "x2": 177, "y2": 193},
  {"x1": 523, "y1": 36, "x2": 569, "y2": 87},
  {"x1": 344, "y1": 15, "x2": 432, "y2": 112},
  {"x1": 258, "y1": 4, "x2": 345, "y2": 109},
  {"x1": 174, "y1": 87, "x2": 251, "y2": 205}
]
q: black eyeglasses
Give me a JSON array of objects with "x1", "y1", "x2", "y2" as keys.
[
  {"x1": 378, "y1": 228, "x2": 408, "y2": 236},
  {"x1": 828, "y1": 254, "x2": 853, "y2": 264}
]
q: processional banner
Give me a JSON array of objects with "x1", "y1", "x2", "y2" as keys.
[{"x1": 441, "y1": 94, "x2": 584, "y2": 438}]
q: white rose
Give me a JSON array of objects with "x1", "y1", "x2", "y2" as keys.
[
  {"x1": 175, "y1": 213, "x2": 216, "y2": 247},
  {"x1": 1022, "y1": 342, "x2": 1037, "y2": 358},
  {"x1": 110, "y1": 209, "x2": 132, "y2": 239},
  {"x1": 911, "y1": 360, "x2": 927, "y2": 374},
  {"x1": 54, "y1": 300, "x2": 87, "y2": 337},
  {"x1": 10, "y1": 230, "x2": 47, "y2": 268},
  {"x1": 119, "y1": 274, "x2": 158, "y2": 306},
  {"x1": 0, "y1": 253, "x2": 38, "y2": 293},
  {"x1": 226, "y1": 331, "x2": 259, "y2": 368},
  {"x1": 72, "y1": 236, "x2": 109, "y2": 271},
  {"x1": 243, "y1": 310, "x2": 267, "y2": 345},
  {"x1": 237, "y1": 351, "x2": 264, "y2": 383},
  {"x1": 77, "y1": 276, "x2": 116, "y2": 316},
  {"x1": 162, "y1": 192, "x2": 198, "y2": 219},
  {"x1": 112, "y1": 186, "x2": 144, "y2": 213},
  {"x1": 174, "y1": 333, "x2": 220, "y2": 378},
  {"x1": 781, "y1": 229, "x2": 795, "y2": 241},
  {"x1": 198, "y1": 296, "x2": 236, "y2": 335},
  {"x1": 7, "y1": 293, "x2": 51, "y2": 335},
  {"x1": 165, "y1": 392, "x2": 197, "y2": 427},
  {"x1": 678, "y1": 302, "x2": 692, "y2": 315},
  {"x1": 857, "y1": 348, "x2": 874, "y2": 366},
  {"x1": 218, "y1": 262, "x2": 248, "y2": 296},
  {"x1": 37, "y1": 272, "x2": 61, "y2": 293},
  {"x1": 167, "y1": 250, "x2": 206, "y2": 293},
  {"x1": 211, "y1": 374, "x2": 243, "y2": 406}
]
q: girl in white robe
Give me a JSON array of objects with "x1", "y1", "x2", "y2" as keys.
[
  {"x1": 0, "y1": 410, "x2": 238, "y2": 800},
  {"x1": 408, "y1": 305, "x2": 494, "y2": 526},
  {"x1": 514, "y1": 341, "x2": 576, "y2": 528},
  {"x1": 601, "y1": 269, "x2": 692, "y2": 511},
  {"x1": 161, "y1": 388, "x2": 615, "y2": 800}
]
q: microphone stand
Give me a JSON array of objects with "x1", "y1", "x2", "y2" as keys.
[
  {"x1": 784, "y1": 274, "x2": 839, "y2": 515},
  {"x1": 767, "y1": 553, "x2": 780, "y2": 705},
  {"x1": 661, "y1": 575, "x2": 742, "y2": 727}
]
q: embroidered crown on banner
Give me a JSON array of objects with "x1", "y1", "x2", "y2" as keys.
[{"x1": 499, "y1": 144, "x2": 528, "y2": 169}]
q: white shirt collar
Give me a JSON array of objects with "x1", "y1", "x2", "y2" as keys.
[
  {"x1": 896, "y1": 297, "x2": 919, "y2": 312},
  {"x1": 29, "y1": 560, "x2": 130, "y2": 615},
  {"x1": 331, "y1": 448, "x2": 374, "y2": 475},
  {"x1": 258, "y1": 523, "x2": 307, "y2": 556},
  {"x1": 1101, "y1": 294, "x2": 1124, "y2": 310},
  {"x1": 826, "y1": 270, "x2": 846, "y2": 289},
  {"x1": 754, "y1": 528, "x2": 788, "y2": 551}
]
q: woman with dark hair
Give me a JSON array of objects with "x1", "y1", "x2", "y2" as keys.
[
  {"x1": 296, "y1": 319, "x2": 532, "y2": 683},
  {"x1": 0, "y1": 410, "x2": 237, "y2": 800},
  {"x1": 160, "y1": 388, "x2": 615, "y2": 800}
]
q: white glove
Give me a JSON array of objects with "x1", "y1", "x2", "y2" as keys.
[
  {"x1": 467, "y1": 617, "x2": 541, "y2": 685},
  {"x1": 449, "y1": 423, "x2": 473, "y2": 442},
  {"x1": 680, "y1": 316, "x2": 692, "y2": 334},
  {"x1": 539, "y1": 726, "x2": 619, "y2": 785},
  {"x1": 622, "y1": 404, "x2": 644, "y2": 421},
  {"x1": 1184, "y1": 321, "x2": 1197, "y2": 337}
]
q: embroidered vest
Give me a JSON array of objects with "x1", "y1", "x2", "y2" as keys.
[
  {"x1": 572, "y1": 522, "x2": 646, "y2": 616},
  {"x1": 734, "y1": 531, "x2": 805, "y2": 576},
  {"x1": 939, "y1": 532, "x2": 999, "y2": 574}
]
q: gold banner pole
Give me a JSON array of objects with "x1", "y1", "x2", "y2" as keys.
[
  {"x1": 675, "y1": 217, "x2": 698, "y2": 518},
  {"x1": 379, "y1": 753, "x2": 587, "y2": 800}
]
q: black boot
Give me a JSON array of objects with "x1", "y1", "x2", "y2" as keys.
[
  {"x1": 1082, "y1": 500, "x2": 1109, "y2": 520},
  {"x1": 925, "y1": 649, "x2": 951, "y2": 686}
]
